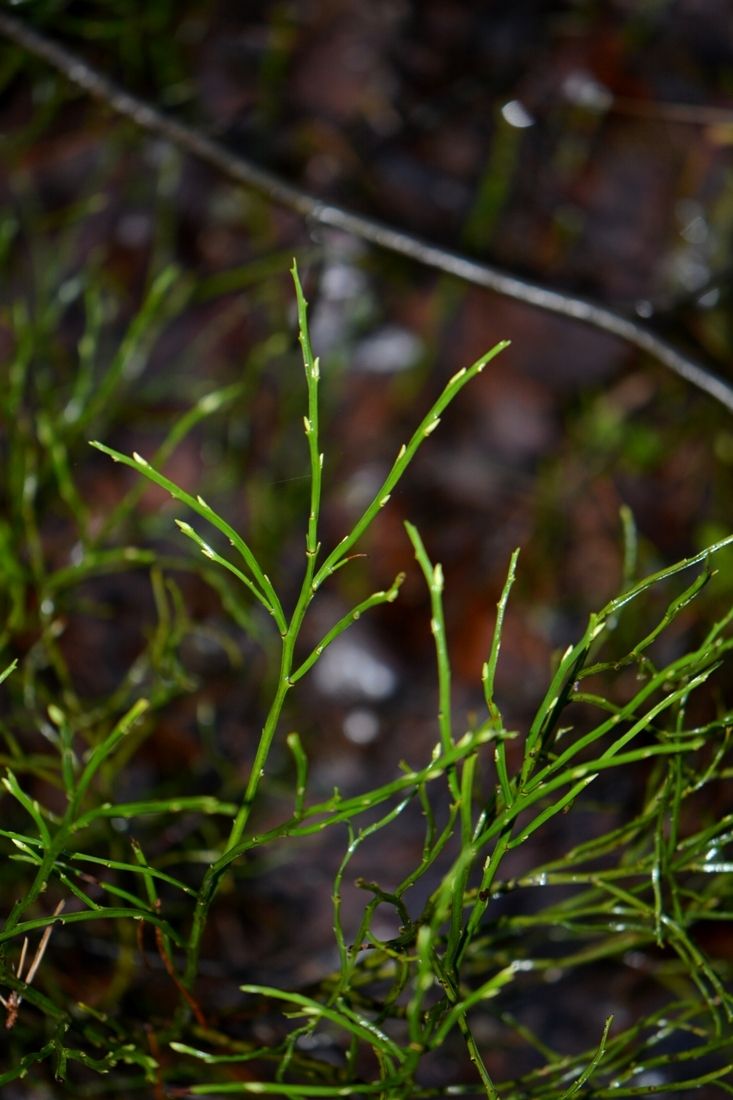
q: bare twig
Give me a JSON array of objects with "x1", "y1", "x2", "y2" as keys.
[
  {"x1": 152, "y1": 904, "x2": 207, "y2": 1027},
  {"x1": 1, "y1": 11, "x2": 733, "y2": 413},
  {"x1": 1, "y1": 900, "x2": 65, "y2": 1029},
  {"x1": 610, "y1": 94, "x2": 733, "y2": 129}
]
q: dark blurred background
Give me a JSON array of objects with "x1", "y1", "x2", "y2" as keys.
[{"x1": 4, "y1": 0, "x2": 733, "y2": 720}]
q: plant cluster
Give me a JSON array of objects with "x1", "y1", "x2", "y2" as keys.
[{"x1": 1, "y1": 265, "x2": 732, "y2": 1097}]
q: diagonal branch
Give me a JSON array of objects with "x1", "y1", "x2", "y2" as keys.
[{"x1": 2, "y1": 11, "x2": 733, "y2": 414}]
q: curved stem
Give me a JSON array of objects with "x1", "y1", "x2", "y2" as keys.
[
  {"x1": 184, "y1": 555, "x2": 315, "y2": 988},
  {"x1": 1, "y1": 11, "x2": 732, "y2": 413}
]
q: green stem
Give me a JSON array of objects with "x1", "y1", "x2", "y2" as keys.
[
  {"x1": 3, "y1": 844, "x2": 62, "y2": 933},
  {"x1": 183, "y1": 557, "x2": 316, "y2": 989},
  {"x1": 226, "y1": 652, "x2": 293, "y2": 852},
  {"x1": 183, "y1": 264, "x2": 326, "y2": 991}
]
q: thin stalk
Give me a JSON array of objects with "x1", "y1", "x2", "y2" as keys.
[
  {"x1": 185, "y1": 264, "x2": 324, "y2": 987},
  {"x1": 184, "y1": 552, "x2": 316, "y2": 986},
  {"x1": 405, "y1": 522, "x2": 459, "y2": 801}
]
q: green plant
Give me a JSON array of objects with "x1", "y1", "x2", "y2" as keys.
[{"x1": 1, "y1": 265, "x2": 732, "y2": 1097}]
